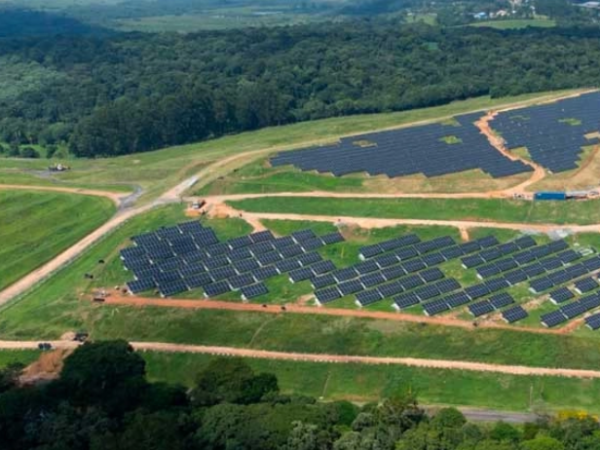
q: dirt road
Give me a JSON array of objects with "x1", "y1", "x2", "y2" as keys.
[
  {"x1": 104, "y1": 296, "x2": 573, "y2": 336},
  {"x1": 0, "y1": 183, "x2": 126, "y2": 205},
  {"x1": 5, "y1": 339, "x2": 600, "y2": 379}
]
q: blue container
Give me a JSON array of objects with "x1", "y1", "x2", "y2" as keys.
[{"x1": 534, "y1": 192, "x2": 567, "y2": 201}]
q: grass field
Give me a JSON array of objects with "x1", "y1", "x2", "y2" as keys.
[
  {"x1": 228, "y1": 197, "x2": 600, "y2": 226},
  {"x1": 0, "y1": 190, "x2": 116, "y2": 291},
  {"x1": 0, "y1": 90, "x2": 580, "y2": 205},
  {"x1": 142, "y1": 352, "x2": 600, "y2": 414},
  {"x1": 0, "y1": 350, "x2": 39, "y2": 368},
  {"x1": 470, "y1": 19, "x2": 556, "y2": 30}
]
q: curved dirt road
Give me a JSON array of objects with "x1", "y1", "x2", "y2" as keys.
[{"x1": 5, "y1": 339, "x2": 600, "y2": 379}]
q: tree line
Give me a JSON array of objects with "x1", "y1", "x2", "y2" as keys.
[
  {"x1": 3, "y1": 12, "x2": 600, "y2": 157},
  {"x1": 1, "y1": 340, "x2": 600, "y2": 450}
]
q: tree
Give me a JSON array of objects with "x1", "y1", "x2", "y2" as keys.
[
  {"x1": 58, "y1": 340, "x2": 146, "y2": 410},
  {"x1": 20, "y1": 146, "x2": 40, "y2": 158},
  {"x1": 489, "y1": 422, "x2": 521, "y2": 443},
  {"x1": 522, "y1": 436, "x2": 565, "y2": 450},
  {"x1": 0, "y1": 363, "x2": 24, "y2": 394},
  {"x1": 191, "y1": 357, "x2": 279, "y2": 407},
  {"x1": 431, "y1": 408, "x2": 467, "y2": 429}
]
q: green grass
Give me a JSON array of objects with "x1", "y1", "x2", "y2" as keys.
[
  {"x1": 142, "y1": 351, "x2": 600, "y2": 414},
  {"x1": 0, "y1": 90, "x2": 579, "y2": 205},
  {"x1": 0, "y1": 350, "x2": 39, "y2": 368},
  {"x1": 228, "y1": 197, "x2": 600, "y2": 226},
  {"x1": 470, "y1": 19, "x2": 556, "y2": 30},
  {"x1": 0, "y1": 190, "x2": 116, "y2": 291}
]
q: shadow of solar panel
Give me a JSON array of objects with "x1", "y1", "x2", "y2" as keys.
[
  {"x1": 502, "y1": 306, "x2": 528, "y2": 323},
  {"x1": 127, "y1": 278, "x2": 155, "y2": 294},
  {"x1": 468, "y1": 300, "x2": 494, "y2": 317},
  {"x1": 489, "y1": 292, "x2": 515, "y2": 309},
  {"x1": 394, "y1": 292, "x2": 420, "y2": 309},
  {"x1": 356, "y1": 289, "x2": 383, "y2": 306},
  {"x1": 315, "y1": 286, "x2": 342, "y2": 304},
  {"x1": 184, "y1": 273, "x2": 213, "y2": 289},
  {"x1": 585, "y1": 313, "x2": 600, "y2": 330},
  {"x1": 423, "y1": 299, "x2": 450, "y2": 316},
  {"x1": 253, "y1": 265, "x2": 280, "y2": 281},
  {"x1": 158, "y1": 280, "x2": 188, "y2": 297},
  {"x1": 541, "y1": 310, "x2": 568, "y2": 327},
  {"x1": 241, "y1": 283, "x2": 269, "y2": 300},
  {"x1": 575, "y1": 277, "x2": 599, "y2": 294},
  {"x1": 204, "y1": 281, "x2": 231, "y2": 297}
]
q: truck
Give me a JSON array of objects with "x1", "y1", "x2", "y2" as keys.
[{"x1": 534, "y1": 192, "x2": 567, "y2": 201}]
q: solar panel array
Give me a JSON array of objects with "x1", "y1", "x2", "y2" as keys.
[
  {"x1": 491, "y1": 92, "x2": 600, "y2": 173},
  {"x1": 529, "y1": 255, "x2": 600, "y2": 293},
  {"x1": 541, "y1": 292, "x2": 600, "y2": 328},
  {"x1": 121, "y1": 221, "x2": 345, "y2": 300},
  {"x1": 270, "y1": 112, "x2": 532, "y2": 179}
]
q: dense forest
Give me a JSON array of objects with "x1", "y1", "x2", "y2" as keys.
[
  {"x1": 2, "y1": 8, "x2": 600, "y2": 157},
  {"x1": 1, "y1": 340, "x2": 600, "y2": 450}
]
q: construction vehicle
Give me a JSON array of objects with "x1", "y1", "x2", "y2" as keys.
[{"x1": 48, "y1": 163, "x2": 71, "y2": 172}]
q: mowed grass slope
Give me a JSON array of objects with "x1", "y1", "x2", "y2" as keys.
[
  {"x1": 229, "y1": 197, "x2": 600, "y2": 226},
  {"x1": 143, "y1": 352, "x2": 600, "y2": 414},
  {"x1": 0, "y1": 190, "x2": 115, "y2": 291}
]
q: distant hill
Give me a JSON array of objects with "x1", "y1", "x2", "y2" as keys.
[{"x1": 0, "y1": 7, "x2": 108, "y2": 37}]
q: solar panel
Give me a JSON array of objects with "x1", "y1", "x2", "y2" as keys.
[
  {"x1": 204, "y1": 256, "x2": 230, "y2": 270},
  {"x1": 541, "y1": 310, "x2": 568, "y2": 328},
  {"x1": 469, "y1": 300, "x2": 494, "y2": 317},
  {"x1": 378, "y1": 281, "x2": 405, "y2": 298},
  {"x1": 444, "y1": 291, "x2": 471, "y2": 308},
  {"x1": 257, "y1": 252, "x2": 283, "y2": 266},
  {"x1": 462, "y1": 255, "x2": 485, "y2": 269},
  {"x1": 359, "y1": 272, "x2": 386, "y2": 288},
  {"x1": 515, "y1": 236, "x2": 536, "y2": 249},
  {"x1": 229, "y1": 273, "x2": 257, "y2": 289},
  {"x1": 374, "y1": 253, "x2": 400, "y2": 268},
  {"x1": 229, "y1": 247, "x2": 253, "y2": 261},
  {"x1": 297, "y1": 252, "x2": 322, "y2": 267},
  {"x1": 300, "y1": 238, "x2": 325, "y2": 252},
  {"x1": 549, "y1": 287, "x2": 575, "y2": 304},
  {"x1": 523, "y1": 263, "x2": 545, "y2": 278},
  {"x1": 423, "y1": 299, "x2": 450, "y2": 316},
  {"x1": 291, "y1": 229, "x2": 317, "y2": 243},
  {"x1": 502, "y1": 306, "x2": 528, "y2": 323},
  {"x1": 381, "y1": 265, "x2": 406, "y2": 281},
  {"x1": 414, "y1": 284, "x2": 441, "y2": 301},
  {"x1": 465, "y1": 284, "x2": 490, "y2": 300},
  {"x1": 339, "y1": 279, "x2": 365, "y2": 296},
  {"x1": 311, "y1": 260, "x2": 337, "y2": 275},
  {"x1": 396, "y1": 246, "x2": 418, "y2": 261},
  {"x1": 249, "y1": 230, "x2": 275, "y2": 243},
  {"x1": 530, "y1": 278, "x2": 554, "y2": 293},
  {"x1": 204, "y1": 281, "x2": 232, "y2": 297},
  {"x1": 419, "y1": 267, "x2": 445, "y2": 283},
  {"x1": 158, "y1": 279, "x2": 188, "y2": 297},
  {"x1": 289, "y1": 267, "x2": 316, "y2": 283},
  {"x1": 208, "y1": 266, "x2": 237, "y2": 281},
  {"x1": 177, "y1": 221, "x2": 204, "y2": 233},
  {"x1": 354, "y1": 260, "x2": 380, "y2": 275},
  {"x1": 184, "y1": 273, "x2": 214, "y2": 289},
  {"x1": 127, "y1": 278, "x2": 155, "y2": 294},
  {"x1": 585, "y1": 313, "x2": 600, "y2": 330},
  {"x1": 315, "y1": 286, "x2": 342, "y2": 304},
  {"x1": 436, "y1": 278, "x2": 461, "y2": 294},
  {"x1": 279, "y1": 245, "x2": 304, "y2": 259},
  {"x1": 233, "y1": 259, "x2": 260, "y2": 274},
  {"x1": 440, "y1": 246, "x2": 464, "y2": 260},
  {"x1": 311, "y1": 273, "x2": 336, "y2": 289},
  {"x1": 484, "y1": 278, "x2": 510, "y2": 293},
  {"x1": 504, "y1": 269, "x2": 528, "y2": 285},
  {"x1": 422, "y1": 252, "x2": 445, "y2": 267},
  {"x1": 241, "y1": 283, "x2": 269, "y2": 300},
  {"x1": 359, "y1": 244, "x2": 383, "y2": 259},
  {"x1": 320, "y1": 232, "x2": 345, "y2": 245},
  {"x1": 333, "y1": 267, "x2": 359, "y2": 282},
  {"x1": 575, "y1": 277, "x2": 599, "y2": 294},
  {"x1": 400, "y1": 274, "x2": 424, "y2": 290},
  {"x1": 275, "y1": 259, "x2": 302, "y2": 273},
  {"x1": 356, "y1": 289, "x2": 384, "y2": 306},
  {"x1": 561, "y1": 301, "x2": 588, "y2": 319},
  {"x1": 253, "y1": 265, "x2": 280, "y2": 281},
  {"x1": 393, "y1": 292, "x2": 420, "y2": 309},
  {"x1": 489, "y1": 292, "x2": 515, "y2": 309},
  {"x1": 403, "y1": 259, "x2": 427, "y2": 273},
  {"x1": 205, "y1": 243, "x2": 231, "y2": 258}
]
